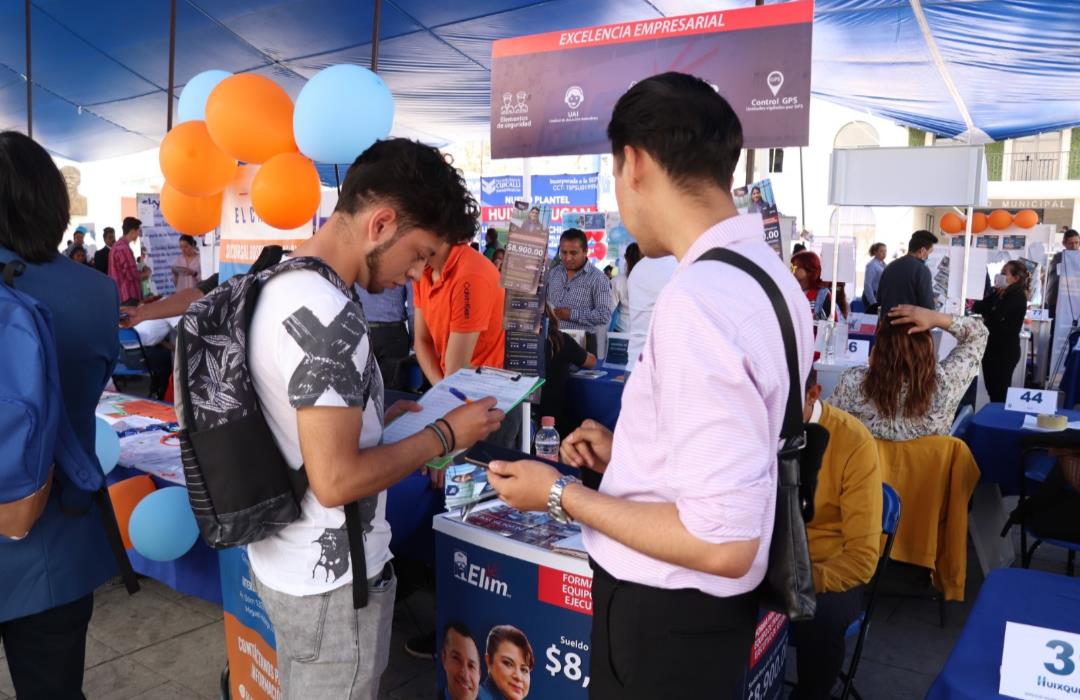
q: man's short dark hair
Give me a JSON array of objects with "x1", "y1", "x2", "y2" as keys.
[
  {"x1": 486, "y1": 227, "x2": 497, "y2": 236},
  {"x1": 529, "y1": 207, "x2": 540, "y2": 214},
  {"x1": 103, "y1": 226, "x2": 115, "y2": 236},
  {"x1": 442, "y1": 621, "x2": 475, "y2": 650},
  {"x1": 869, "y1": 242, "x2": 885, "y2": 256},
  {"x1": 0, "y1": 131, "x2": 70, "y2": 263},
  {"x1": 607, "y1": 72, "x2": 743, "y2": 191},
  {"x1": 335, "y1": 138, "x2": 478, "y2": 245},
  {"x1": 179, "y1": 234, "x2": 197, "y2": 247},
  {"x1": 122, "y1": 217, "x2": 142, "y2": 235},
  {"x1": 560, "y1": 228, "x2": 588, "y2": 251},
  {"x1": 1064, "y1": 229, "x2": 1079, "y2": 241},
  {"x1": 908, "y1": 230, "x2": 938, "y2": 254}
]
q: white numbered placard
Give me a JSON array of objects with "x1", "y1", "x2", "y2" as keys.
[
  {"x1": 844, "y1": 339, "x2": 870, "y2": 363},
  {"x1": 1027, "y1": 308, "x2": 1051, "y2": 322},
  {"x1": 1005, "y1": 388, "x2": 1059, "y2": 415},
  {"x1": 1000, "y1": 622, "x2": 1080, "y2": 699}
]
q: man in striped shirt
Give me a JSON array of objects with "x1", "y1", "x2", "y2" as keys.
[
  {"x1": 547, "y1": 228, "x2": 612, "y2": 354},
  {"x1": 489, "y1": 72, "x2": 814, "y2": 699}
]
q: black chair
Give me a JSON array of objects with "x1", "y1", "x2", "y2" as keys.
[
  {"x1": 836, "y1": 482, "x2": 902, "y2": 700},
  {"x1": 1013, "y1": 434, "x2": 1080, "y2": 576}
]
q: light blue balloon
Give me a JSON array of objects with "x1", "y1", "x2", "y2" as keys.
[
  {"x1": 128, "y1": 487, "x2": 199, "y2": 562},
  {"x1": 177, "y1": 69, "x2": 233, "y2": 123},
  {"x1": 294, "y1": 64, "x2": 394, "y2": 164},
  {"x1": 95, "y1": 417, "x2": 120, "y2": 475}
]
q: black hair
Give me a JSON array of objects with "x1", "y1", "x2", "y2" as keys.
[
  {"x1": 178, "y1": 234, "x2": 197, "y2": 248},
  {"x1": 603, "y1": 265, "x2": 614, "y2": 274},
  {"x1": 486, "y1": 227, "x2": 498, "y2": 237},
  {"x1": 68, "y1": 245, "x2": 86, "y2": 259},
  {"x1": 529, "y1": 206, "x2": 540, "y2": 214},
  {"x1": 869, "y1": 242, "x2": 885, "y2": 256},
  {"x1": 793, "y1": 243, "x2": 807, "y2": 254},
  {"x1": 625, "y1": 242, "x2": 642, "y2": 274},
  {"x1": 0, "y1": 131, "x2": 70, "y2": 263},
  {"x1": 1064, "y1": 229, "x2": 1079, "y2": 241},
  {"x1": 560, "y1": 228, "x2": 588, "y2": 251},
  {"x1": 607, "y1": 72, "x2": 742, "y2": 191},
  {"x1": 335, "y1": 138, "x2": 478, "y2": 245},
  {"x1": 103, "y1": 226, "x2": 115, "y2": 235},
  {"x1": 442, "y1": 621, "x2": 476, "y2": 650},
  {"x1": 122, "y1": 217, "x2": 142, "y2": 235},
  {"x1": 908, "y1": 230, "x2": 938, "y2": 254},
  {"x1": 469, "y1": 242, "x2": 480, "y2": 251}
]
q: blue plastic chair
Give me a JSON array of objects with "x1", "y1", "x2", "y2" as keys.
[
  {"x1": 836, "y1": 483, "x2": 902, "y2": 700},
  {"x1": 113, "y1": 327, "x2": 151, "y2": 382}
]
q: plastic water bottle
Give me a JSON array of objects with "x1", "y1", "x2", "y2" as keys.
[{"x1": 534, "y1": 417, "x2": 560, "y2": 460}]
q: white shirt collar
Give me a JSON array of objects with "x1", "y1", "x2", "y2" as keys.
[{"x1": 809, "y1": 400, "x2": 823, "y2": 424}]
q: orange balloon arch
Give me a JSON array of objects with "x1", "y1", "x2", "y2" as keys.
[
  {"x1": 1013, "y1": 209, "x2": 1039, "y2": 229},
  {"x1": 989, "y1": 210, "x2": 1013, "y2": 230},
  {"x1": 940, "y1": 212, "x2": 965, "y2": 234},
  {"x1": 159, "y1": 121, "x2": 237, "y2": 197}
]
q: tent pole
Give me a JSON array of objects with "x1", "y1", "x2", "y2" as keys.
[
  {"x1": 370, "y1": 0, "x2": 382, "y2": 72},
  {"x1": 741, "y1": 0, "x2": 765, "y2": 187},
  {"x1": 167, "y1": 0, "x2": 177, "y2": 131},
  {"x1": 799, "y1": 146, "x2": 806, "y2": 239},
  {"x1": 830, "y1": 210, "x2": 841, "y2": 327},
  {"x1": 959, "y1": 206, "x2": 974, "y2": 308},
  {"x1": 24, "y1": 0, "x2": 32, "y2": 138}
]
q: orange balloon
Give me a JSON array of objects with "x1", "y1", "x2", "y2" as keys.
[
  {"x1": 940, "y1": 212, "x2": 965, "y2": 234},
  {"x1": 1014, "y1": 209, "x2": 1039, "y2": 229},
  {"x1": 159, "y1": 121, "x2": 237, "y2": 197},
  {"x1": 971, "y1": 212, "x2": 989, "y2": 234},
  {"x1": 107, "y1": 475, "x2": 156, "y2": 550},
  {"x1": 160, "y1": 184, "x2": 223, "y2": 236},
  {"x1": 989, "y1": 210, "x2": 1013, "y2": 230},
  {"x1": 205, "y1": 74, "x2": 297, "y2": 164},
  {"x1": 251, "y1": 153, "x2": 321, "y2": 230}
]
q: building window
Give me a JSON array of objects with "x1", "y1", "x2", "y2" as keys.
[
  {"x1": 834, "y1": 121, "x2": 880, "y2": 149},
  {"x1": 768, "y1": 148, "x2": 784, "y2": 173}
]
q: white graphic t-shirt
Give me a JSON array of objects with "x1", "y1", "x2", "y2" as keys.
[{"x1": 247, "y1": 267, "x2": 391, "y2": 596}]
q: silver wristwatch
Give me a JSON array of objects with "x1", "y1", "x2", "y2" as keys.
[{"x1": 547, "y1": 476, "x2": 580, "y2": 525}]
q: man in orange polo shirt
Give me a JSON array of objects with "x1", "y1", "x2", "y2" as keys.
[{"x1": 415, "y1": 241, "x2": 506, "y2": 382}]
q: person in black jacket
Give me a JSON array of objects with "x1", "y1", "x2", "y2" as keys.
[{"x1": 973, "y1": 260, "x2": 1030, "y2": 402}]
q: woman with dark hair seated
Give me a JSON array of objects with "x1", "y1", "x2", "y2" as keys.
[
  {"x1": 972, "y1": 260, "x2": 1030, "y2": 403},
  {"x1": 831, "y1": 304, "x2": 987, "y2": 441}
]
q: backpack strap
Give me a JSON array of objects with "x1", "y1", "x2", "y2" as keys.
[{"x1": 694, "y1": 247, "x2": 804, "y2": 440}]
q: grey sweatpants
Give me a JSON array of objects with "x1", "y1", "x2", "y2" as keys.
[{"x1": 254, "y1": 566, "x2": 396, "y2": 700}]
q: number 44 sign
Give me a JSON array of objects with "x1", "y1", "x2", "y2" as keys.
[
  {"x1": 1000, "y1": 622, "x2": 1080, "y2": 699},
  {"x1": 1005, "y1": 388, "x2": 1060, "y2": 415}
]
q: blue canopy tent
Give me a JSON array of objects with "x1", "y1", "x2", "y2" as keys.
[{"x1": 1, "y1": 0, "x2": 1077, "y2": 173}]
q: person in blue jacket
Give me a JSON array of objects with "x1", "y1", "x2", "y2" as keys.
[{"x1": 0, "y1": 130, "x2": 121, "y2": 699}]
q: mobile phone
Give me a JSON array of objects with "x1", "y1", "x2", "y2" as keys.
[{"x1": 463, "y1": 442, "x2": 562, "y2": 470}]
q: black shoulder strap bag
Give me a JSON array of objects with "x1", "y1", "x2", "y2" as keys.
[{"x1": 696, "y1": 247, "x2": 829, "y2": 621}]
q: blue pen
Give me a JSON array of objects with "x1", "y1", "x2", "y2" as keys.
[{"x1": 448, "y1": 387, "x2": 472, "y2": 404}]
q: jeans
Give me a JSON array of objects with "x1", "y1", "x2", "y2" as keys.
[
  {"x1": 0, "y1": 593, "x2": 94, "y2": 700},
  {"x1": 254, "y1": 564, "x2": 397, "y2": 700}
]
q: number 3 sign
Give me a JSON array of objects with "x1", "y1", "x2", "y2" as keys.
[{"x1": 1000, "y1": 622, "x2": 1080, "y2": 699}]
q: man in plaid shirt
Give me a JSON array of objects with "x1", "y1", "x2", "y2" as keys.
[{"x1": 547, "y1": 228, "x2": 612, "y2": 354}]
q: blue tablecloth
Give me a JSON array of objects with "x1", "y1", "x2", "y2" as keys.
[
  {"x1": 101, "y1": 391, "x2": 440, "y2": 605},
  {"x1": 927, "y1": 568, "x2": 1080, "y2": 699},
  {"x1": 566, "y1": 362, "x2": 627, "y2": 431},
  {"x1": 962, "y1": 403, "x2": 1080, "y2": 495}
]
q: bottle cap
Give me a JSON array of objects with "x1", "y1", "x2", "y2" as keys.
[{"x1": 541, "y1": 416, "x2": 555, "y2": 428}]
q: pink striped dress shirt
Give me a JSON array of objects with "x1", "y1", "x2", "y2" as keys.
[{"x1": 582, "y1": 214, "x2": 814, "y2": 597}]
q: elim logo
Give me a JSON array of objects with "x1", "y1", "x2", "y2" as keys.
[{"x1": 453, "y1": 550, "x2": 510, "y2": 598}]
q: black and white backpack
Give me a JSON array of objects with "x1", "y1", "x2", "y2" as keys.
[{"x1": 175, "y1": 254, "x2": 377, "y2": 608}]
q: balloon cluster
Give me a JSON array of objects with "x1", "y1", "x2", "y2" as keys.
[
  {"x1": 97, "y1": 418, "x2": 199, "y2": 562},
  {"x1": 940, "y1": 209, "x2": 1039, "y2": 234},
  {"x1": 159, "y1": 65, "x2": 395, "y2": 235}
]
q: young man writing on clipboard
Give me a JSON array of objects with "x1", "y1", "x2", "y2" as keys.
[{"x1": 488, "y1": 73, "x2": 814, "y2": 699}]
